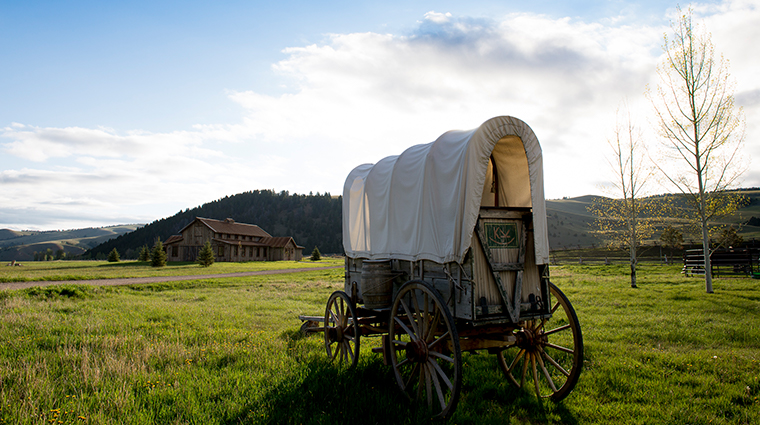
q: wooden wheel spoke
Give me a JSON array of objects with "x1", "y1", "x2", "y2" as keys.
[
  {"x1": 345, "y1": 340, "x2": 354, "y2": 361},
  {"x1": 411, "y1": 290, "x2": 424, "y2": 336},
  {"x1": 329, "y1": 309, "x2": 340, "y2": 326},
  {"x1": 520, "y1": 352, "x2": 530, "y2": 388},
  {"x1": 424, "y1": 363, "x2": 433, "y2": 408},
  {"x1": 429, "y1": 358, "x2": 454, "y2": 391},
  {"x1": 508, "y1": 349, "x2": 526, "y2": 374},
  {"x1": 399, "y1": 299, "x2": 420, "y2": 336},
  {"x1": 430, "y1": 361, "x2": 447, "y2": 410},
  {"x1": 536, "y1": 351, "x2": 558, "y2": 392},
  {"x1": 404, "y1": 363, "x2": 420, "y2": 393},
  {"x1": 428, "y1": 330, "x2": 450, "y2": 351},
  {"x1": 551, "y1": 300, "x2": 560, "y2": 314},
  {"x1": 422, "y1": 292, "x2": 430, "y2": 339},
  {"x1": 428, "y1": 350, "x2": 454, "y2": 364},
  {"x1": 543, "y1": 323, "x2": 571, "y2": 337},
  {"x1": 531, "y1": 352, "x2": 540, "y2": 396},
  {"x1": 394, "y1": 316, "x2": 417, "y2": 340},
  {"x1": 545, "y1": 342, "x2": 575, "y2": 354},
  {"x1": 539, "y1": 346, "x2": 570, "y2": 377},
  {"x1": 417, "y1": 364, "x2": 425, "y2": 401},
  {"x1": 425, "y1": 309, "x2": 441, "y2": 342}
]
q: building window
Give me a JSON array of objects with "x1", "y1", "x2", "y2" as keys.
[
  {"x1": 218, "y1": 246, "x2": 224, "y2": 256},
  {"x1": 172, "y1": 246, "x2": 178, "y2": 257}
]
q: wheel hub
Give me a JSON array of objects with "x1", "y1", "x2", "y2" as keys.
[
  {"x1": 327, "y1": 325, "x2": 344, "y2": 343},
  {"x1": 515, "y1": 327, "x2": 545, "y2": 351},
  {"x1": 405, "y1": 338, "x2": 429, "y2": 363}
]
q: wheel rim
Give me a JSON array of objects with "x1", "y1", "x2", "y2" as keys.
[
  {"x1": 389, "y1": 280, "x2": 461, "y2": 420},
  {"x1": 497, "y1": 282, "x2": 583, "y2": 401},
  {"x1": 324, "y1": 291, "x2": 360, "y2": 368}
]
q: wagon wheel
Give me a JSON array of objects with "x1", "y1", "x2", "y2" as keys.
[
  {"x1": 497, "y1": 282, "x2": 583, "y2": 401},
  {"x1": 324, "y1": 290, "x2": 360, "y2": 368},
  {"x1": 389, "y1": 280, "x2": 462, "y2": 420}
]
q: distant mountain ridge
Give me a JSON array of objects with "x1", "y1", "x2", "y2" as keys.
[{"x1": 0, "y1": 225, "x2": 142, "y2": 262}]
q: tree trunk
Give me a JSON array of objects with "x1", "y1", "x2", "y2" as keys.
[{"x1": 701, "y1": 217, "x2": 714, "y2": 293}]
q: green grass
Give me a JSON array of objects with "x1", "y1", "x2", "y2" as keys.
[
  {"x1": 0, "y1": 264, "x2": 758, "y2": 424},
  {"x1": 0, "y1": 258, "x2": 343, "y2": 283}
]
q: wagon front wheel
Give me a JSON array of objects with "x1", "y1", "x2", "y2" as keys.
[
  {"x1": 389, "y1": 280, "x2": 462, "y2": 420},
  {"x1": 497, "y1": 282, "x2": 583, "y2": 401},
  {"x1": 324, "y1": 290, "x2": 360, "y2": 368}
]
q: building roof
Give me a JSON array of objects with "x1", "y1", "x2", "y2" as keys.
[
  {"x1": 180, "y1": 217, "x2": 272, "y2": 238},
  {"x1": 262, "y1": 236, "x2": 305, "y2": 250},
  {"x1": 164, "y1": 235, "x2": 183, "y2": 245}
]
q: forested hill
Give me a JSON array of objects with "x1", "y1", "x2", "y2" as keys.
[{"x1": 84, "y1": 190, "x2": 342, "y2": 259}]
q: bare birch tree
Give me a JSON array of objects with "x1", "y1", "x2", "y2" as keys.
[
  {"x1": 648, "y1": 7, "x2": 746, "y2": 293},
  {"x1": 589, "y1": 105, "x2": 660, "y2": 288}
]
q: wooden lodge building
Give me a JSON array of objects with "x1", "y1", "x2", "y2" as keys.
[{"x1": 164, "y1": 217, "x2": 304, "y2": 262}]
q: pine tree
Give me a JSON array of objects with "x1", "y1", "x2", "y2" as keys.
[
  {"x1": 197, "y1": 240, "x2": 215, "y2": 267},
  {"x1": 107, "y1": 248, "x2": 120, "y2": 262},
  {"x1": 138, "y1": 245, "x2": 150, "y2": 262},
  {"x1": 151, "y1": 238, "x2": 167, "y2": 267},
  {"x1": 310, "y1": 246, "x2": 321, "y2": 261}
]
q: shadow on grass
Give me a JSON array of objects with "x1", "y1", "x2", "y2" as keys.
[{"x1": 233, "y1": 332, "x2": 581, "y2": 424}]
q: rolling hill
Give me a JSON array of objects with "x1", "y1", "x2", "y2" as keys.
[{"x1": 0, "y1": 225, "x2": 142, "y2": 262}]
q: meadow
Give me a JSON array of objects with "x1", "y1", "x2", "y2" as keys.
[
  {"x1": 0, "y1": 262, "x2": 758, "y2": 424},
  {"x1": 0, "y1": 258, "x2": 344, "y2": 283}
]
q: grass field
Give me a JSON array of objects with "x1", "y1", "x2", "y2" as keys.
[
  {"x1": 0, "y1": 262, "x2": 758, "y2": 424},
  {"x1": 0, "y1": 258, "x2": 344, "y2": 283}
]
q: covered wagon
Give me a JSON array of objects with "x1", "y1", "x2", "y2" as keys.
[{"x1": 303, "y1": 116, "x2": 582, "y2": 419}]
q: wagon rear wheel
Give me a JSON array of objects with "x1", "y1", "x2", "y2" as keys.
[
  {"x1": 497, "y1": 282, "x2": 583, "y2": 401},
  {"x1": 324, "y1": 290, "x2": 360, "y2": 368},
  {"x1": 389, "y1": 280, "x2": 462, "y2": 420}
]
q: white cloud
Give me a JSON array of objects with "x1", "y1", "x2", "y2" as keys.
[
  {"x1": 229, "y1": 11, "x2": 663, "y2": 199},
  {"x1": 423, "y1": 11, "x2": 453, "y2": 24}
]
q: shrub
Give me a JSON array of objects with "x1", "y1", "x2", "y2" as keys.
[
  {"x1": 197, "y1": 240, "x2": 215, "y2": 267},
  {"x1": 310, "y1": 246, "x2": 321, "y2": 261},
  {"x1": 107, "y1": 248, "x2": 120, "y2": 262},
  {"x1": 138, "y1": 245, "x2": 150, "y2": 262},
  {"x1": 151, "y1": 238, "x2": 167, "y2": 267}
]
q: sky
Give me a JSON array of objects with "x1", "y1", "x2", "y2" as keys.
[{"x1": 1, "y1": 0, "x2": 759, "y2": 231}]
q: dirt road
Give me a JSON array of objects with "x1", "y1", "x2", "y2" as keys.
[{"x1": 0, "y1": 266, "x2": 342, "y2": 291}]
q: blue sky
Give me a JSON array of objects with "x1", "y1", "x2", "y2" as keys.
[{"x1": 1, "y1": 0, "x2": 758, "y2": 230}]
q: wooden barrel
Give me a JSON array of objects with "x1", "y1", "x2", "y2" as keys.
[{"x1": 361, "y1": 259, "x2": 394, "y2": 309}]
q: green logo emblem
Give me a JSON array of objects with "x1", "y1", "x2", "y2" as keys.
[{"x1": 484, "y1": 223, "x2": 518, "y2": 249}]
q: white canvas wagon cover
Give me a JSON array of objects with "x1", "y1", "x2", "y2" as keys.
[{"x1": 343, "y1": 116, "x2": 549, "y2": 265}]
